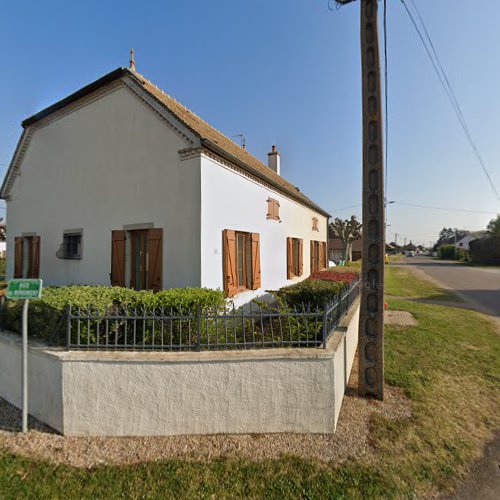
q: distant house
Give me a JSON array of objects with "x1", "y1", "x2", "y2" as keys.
[
  {"x1": 329, "y1": 238, "x2": 362, "y2": 263},
  {"x1": 1, "y1": 66, "x2": 330, "y2": 305},
  {"x1": 455, "y1": 231, "x2": 487, "y2": 251}
]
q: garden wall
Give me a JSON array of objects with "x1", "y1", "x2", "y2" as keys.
[{"x1": 0, "y1": 300, "x2": 359, "y2": 436}]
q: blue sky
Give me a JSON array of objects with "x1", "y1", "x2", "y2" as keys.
[{"x1": 1, "y1": 0, "x2": 499, "y2": 246}]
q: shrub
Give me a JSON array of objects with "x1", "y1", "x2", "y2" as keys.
[
  {"x1": 310, "y1": 270, "x2": 359, "y2": 284},
  {"x1": 469, "y1": 237, "x2": 500, "y2": 265},
  {"x1": 438, "y1": 244, "x2": 456, "y2": 259},
  {"x1": 1, "y1": 286, "x2": 226, "y2": 345},
  {"x1": 274, "y1": 279, "x2": 347, "y2": 310}
]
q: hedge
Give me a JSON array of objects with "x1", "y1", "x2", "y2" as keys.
[
  {"x1": 1, "y1": 286, "x2": 226, "y2": 345},
  {"x1": 438, "y1": 244, "x2": 456, "y2": 259},
  {"x1": 274, "y1": 280, "x2": 348, "y2": 310},
  {"x1": 469, "y1": 237, "x2": 500, "y2": 265}
]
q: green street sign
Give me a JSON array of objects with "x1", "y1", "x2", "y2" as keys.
[{"x1": 6, "y1": 279, "x2": 43, "y2": 300}]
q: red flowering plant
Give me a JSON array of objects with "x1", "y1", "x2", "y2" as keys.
[{"x1": 308, "y1": 270, "x2": 359, "y2": 284}]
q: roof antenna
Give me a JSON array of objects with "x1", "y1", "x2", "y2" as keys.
[
  {"x1": 129, "y1": 49, "x2": 136, "y2": 71},
  {"x1": 231, "y1": 133, "x2": 246, "y2": 149}
]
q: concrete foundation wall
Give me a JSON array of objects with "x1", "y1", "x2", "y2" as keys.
[{"x1": 0, "y1": 301, "x2": 359, "y2": 436}]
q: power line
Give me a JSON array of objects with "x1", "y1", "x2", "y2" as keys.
[
  {"x1": 399, "y1": 0, "x2": 500, "y2": 203},
  {"x1": 393, "y1": 200, "x2": 498, "y2": 215},
  {"x1": 330, "y1": 203, "x2": 362, "y2": 213}
]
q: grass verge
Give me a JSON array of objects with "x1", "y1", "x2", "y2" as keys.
[{"x1": 0, "y1": 266, "x2": 498, "y2": 498}]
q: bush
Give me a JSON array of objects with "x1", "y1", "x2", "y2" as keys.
[
  {"x1": 274, "y1": 279, "x2": 347, "y2": 310},
  {"x1": 456, "y1": 248, "x2": 470, "y2": 262},
  {"x1": 438, "y1": 244, "x2": 456, "y2": 259},
  {"x1": 1, "y1": 286, "x2": 226, "y2": 345},
  {"x1": 469, "y1": 237, "x2": 500, "y2": 265}
]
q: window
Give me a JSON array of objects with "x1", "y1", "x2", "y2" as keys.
[
  {"x1": 310, "y1": 240, "x2": 327, "y2": 274},
  {"x1": 287, "y1": 237, "x2": 303, "y2": 278},
  {"x1": 223, "y1": 230, "x2": 261, "y2": 297},
  {"x1": 312, "y1": 217, "x2": 319, "y2": 231},
  {"x1": 236, "y1": 232, "x2": 253, "y2": 290},
  {"x1": 267, "y1": 198, "x2": 280, "y2": 221},
  {"x1": 63, "y1": 232, "x2": 82, "y2": 259},
  {"x1": 14, "y1": 235, "x2": 40, "y2": 278},
  {"x1": 111, "y1": 228, "x2": 163, "y2": 291}
]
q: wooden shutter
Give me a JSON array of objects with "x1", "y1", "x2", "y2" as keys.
[
  {"x1": 323, "y1": 241, "x2": 328, "y2": 269},
  {"x1": 267, "y1": 199, "x2": 274, "y2": 219},
  {"x1": 14, "y1": 237, "x2": 23, "y2": 278},
  {"x1": 31, "y1": 236, "x2": 40, "y2": 278},
  {"x1": 111, "y1": 230, "x2": 126, "y2": 287},
  {"x1": 251, "y1": 233, "x2": 261, "y2": 289},
  {"x1": 298, "y1": 239, "x2": 304, "y2": 276},
  {"x1": 286, "y1": 237, "x2": 293, "y2": 279},
  {"x1": 319, "y1": 241, "x2": 324, "y2": 271},
  {"x1": 223, "y1": 230, "x2": 237, "y2": 297},
  {"x1": 274, "y1": 200, "x2": 280, "y2": 221},
  {"x1": 148, "y1": 228, "x2": 163, "y2": 292}
]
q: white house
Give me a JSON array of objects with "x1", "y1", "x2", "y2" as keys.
[
  {"x1": 1, "y1": 66, "x2": 329, "y2": 305},
  {"x1": 455, "y1": 231, "x2": 487, "y2": 252}
]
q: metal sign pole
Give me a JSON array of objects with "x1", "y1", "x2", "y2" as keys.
[{"x1": 22, "y1": 298, "x2": 29, "y2": 432}]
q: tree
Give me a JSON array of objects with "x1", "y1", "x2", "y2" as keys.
[
  {"x1": 0, "y1": 218, "x2": 5, "y2": 243},
  {"x1": 330, "y1": 215, "x2": 362, "y2": 262},
  {"x1": 487, "y1": 214, "x2": 500, "y2": 238}
]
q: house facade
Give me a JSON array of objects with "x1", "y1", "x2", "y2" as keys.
[{"x1": 1, "y1": 67, "x2": 329, "y2": 305}]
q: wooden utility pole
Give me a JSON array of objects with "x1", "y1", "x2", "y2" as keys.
[{"x1": 336, "y1": 0, "x2": 385, "y2": 399}]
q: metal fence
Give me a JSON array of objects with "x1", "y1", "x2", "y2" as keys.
[{"x1": 65, "y1": 281, "x2": 359, "y2": 351}]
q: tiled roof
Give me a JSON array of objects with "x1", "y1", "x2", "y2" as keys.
[
  {"x1": 130, "y1": 70, "x2": 329, "y2": 216},
  {"x1": 17, "y1": 68, "x2": 329, "y2": 216}
]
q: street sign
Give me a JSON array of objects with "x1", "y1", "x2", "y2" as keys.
[
  {"x1": 5, "y1": 278, "x2": 43, "y2": 432},
  {"x1": 6, "y1": 279, "x2": 43, "y2": 300}
]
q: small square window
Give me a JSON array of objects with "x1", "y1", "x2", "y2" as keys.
[
  {"x1": 312, "y1": 217, "x2": 319, "y2": 231},
  {"x1": 267, "y1": 198, "x2": 280, "y2": 221},
  {"x1": 62, "y1": 232, "x2": 82, "y2": 259}
]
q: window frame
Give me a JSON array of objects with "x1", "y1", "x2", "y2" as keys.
[
  {"x1": 235, "y1": 231, "x2": 253, "y2": 291},
  {"x1": 63, "y1": 230, "x2": 83, "y2": 260}
]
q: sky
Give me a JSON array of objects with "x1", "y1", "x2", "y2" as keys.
[{"x1": 1, "y1": 0, "x2": 499, "y2": 247}]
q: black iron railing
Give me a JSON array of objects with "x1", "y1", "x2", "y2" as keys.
[{"x1": 65, "y1": 281, "x2": 359, "y2": 351}]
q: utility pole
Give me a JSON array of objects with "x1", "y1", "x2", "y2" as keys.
[{"x1": 336, "y1": 0, "x2": 385, "y2": 400}]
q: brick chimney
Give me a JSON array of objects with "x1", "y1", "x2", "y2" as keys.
[{"x1": 268, "y1": 145, "x2": 280, "y2": 175}]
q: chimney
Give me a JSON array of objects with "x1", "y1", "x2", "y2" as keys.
[{"x1": 268, "y1": 145, "x2": 280, "y2": 175}]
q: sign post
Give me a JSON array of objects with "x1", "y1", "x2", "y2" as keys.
[{"x1": 6, "y1": 279, "x2": 43, "y2": 432}]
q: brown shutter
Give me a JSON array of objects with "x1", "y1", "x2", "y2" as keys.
[
  {"x1": 274, "y1": 200, "x2": 280, "y2": 221},
  {"x1": 266, "y1": 199, "x2": 273, "y2": 220},
  {"x1": 298, "y1": 239, "x2": 304, "y2": 276},
  {"x1": 148, "y1": 228, "x2": 163, "y2": 292},
  {"x1": 14, "y1": 237, "x2": 23, "y2": 278},
  {"x1": 319, "y1": 241, "x2": 324, "y2": 271},
  {"x1": 111, "y1": 230, "x2": 126, "y2": 287},
  {"x1": 251, "y1": 233, "x2": 261, "y2": 289},
  {"x1": 323, "y1": 241, "x2": 328, "y2": 269},
  {"x1": 286, "y1": 237, "x2": 293, "y2": 279},
  {"x1": 223, "y1": 230, "x2": 237, "y2": 297},
  {"x1": 31, "y1": 236, "x2": 40, "y2": 278},
  {"x1": 310, "y1": 240, "x2": 316, "y2": 274}
]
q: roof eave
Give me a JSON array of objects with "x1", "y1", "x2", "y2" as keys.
[
  {"x1": 201, "y1": 139, "x2": 331, "y2": 218},
  {"x1": 21, "y1": 67, "x2": 129, "y2": 128}
]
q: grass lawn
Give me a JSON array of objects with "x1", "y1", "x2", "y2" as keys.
[
  {"x1": 385, "y1": 264, "x2": 458, "y2": 301},
  {"x1": 1, "y1": 266, "x2": 499, "y2": 498}
]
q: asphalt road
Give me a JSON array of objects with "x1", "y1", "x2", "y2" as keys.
[{"x1": 399, "y1": 256, "x2": 500, "y2": 317}]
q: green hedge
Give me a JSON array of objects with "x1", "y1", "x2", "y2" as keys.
[
  {"x1": 1, "y1": 286, "x2": 226, "y2": 345},
  {"x1": 470, "y1": 237, "x2": 500, "y2": 265},
  {"x1": 274, "y1": 279, "x2": 347, "y2": 310},
  {"x1": 438, "y1": 244, "x2": 456, "y2": 260}
]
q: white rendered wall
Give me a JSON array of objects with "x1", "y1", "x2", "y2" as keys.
[
  {"x1": 200, "y1": 154, "x2": 328, "y2": 306},
  {"x1": 6, "y1": 84, "x2": 201, "y2": 288},
  {"x1": 0, "y1": 302, "x2": 358, "y2": 436}
]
